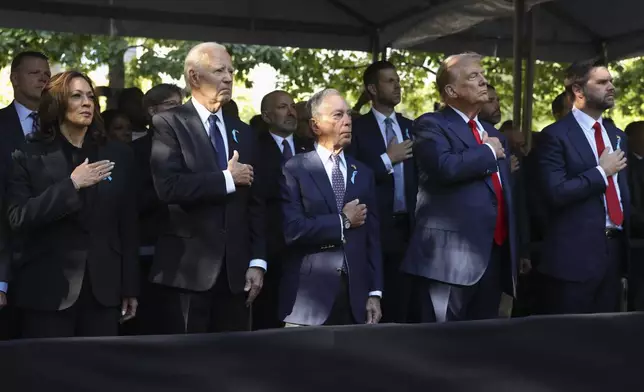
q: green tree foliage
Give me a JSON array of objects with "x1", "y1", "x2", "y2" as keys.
[{"x1": 1, "y1": 28, "x2": 643, "y2": 126}]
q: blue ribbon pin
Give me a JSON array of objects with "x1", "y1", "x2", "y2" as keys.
[
  {"x1": 616, "y1": 136, "x2": 621, "y2": 150},
  {"x1": 350, "y1": 171, "x2": 357, "y2": 184},
  {"x1": 105, "y1": 175, "x2": 112, "y2": 182},
  {"x1": 405, "y1": 128, "x2": 410, "y2": 139},
  {"x1": 232, "y1": 129, "x2": 239, "y2": 143}
]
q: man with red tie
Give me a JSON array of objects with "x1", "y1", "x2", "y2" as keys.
[
  {"x1": 401, "y1": 52, "x2": 518, "y2": 322},
  {"x1": 535, "y1": 59, "x2": 629, "y2": 314}
]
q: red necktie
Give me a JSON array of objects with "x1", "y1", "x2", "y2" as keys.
[
  {"x1": 592, "y1": 122, "x2": 623, "y2": 226},
  {"x1": 468, "y1": 120, "x2": 507, "y2": 245}
]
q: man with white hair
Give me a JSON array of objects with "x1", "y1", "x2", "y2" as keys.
[
  {"x1": 279, "y1": 88, "x2": 383, "y2": 326},
  {"x1": 149, "y1": 42, "x2": 266, "y2": 333}
]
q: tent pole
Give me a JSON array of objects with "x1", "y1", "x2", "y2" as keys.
[
  {"x1": 371, "y1": 31, "x2": 380, "y2": 63},
  {"x1": 522, "y1": 8, "x2": 536, "y2": 147},
  {"x1": 512, "y1": 0, "x2": 525, "y2": 130}
]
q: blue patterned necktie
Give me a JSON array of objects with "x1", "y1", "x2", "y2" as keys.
[
  {"x1": 384, "y1": 117, "x2": 407, "y2": 213},
  {"x1": 29, "y1": 111, "x2": 40, "y2": 135},
  {"x1": 208, "y1": 114, "x2": 227, "y2": 169},
  {"x1": 282, "y1": 139, "x2": 293, "y2": 161},
  {"x1": 331, "y1": 153, "x2": 348, "y2": 273},
  {"x1": 331, "y1": 154, "x2": 345, "y2": 213}
]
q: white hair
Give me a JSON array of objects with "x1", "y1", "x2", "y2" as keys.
[
  {"x1": 183, "y1": 42, "x2": 227, "y2": 91},
  {"x1": 307, "y1": 88, "x2": 343, "y2": 119}
]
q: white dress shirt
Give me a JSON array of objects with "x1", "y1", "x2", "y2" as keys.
[
  {"x1": 193, "y1": 98, "x2": 267, "y2": 270},
  {"x1": 372, "y1": 108, "x2": 405, "y2": 175},
  {"x1": 14, "y1": 100, "x2": 36, "y2": 136},
  {"x1": 450, "y1": 105, "x2": 502, "y2": 184},
  {"x1": 315, "y1": 143, "x2": 382, "y2": 298},
  {"x1": 270, "y1": 132, "x2": 295, "y2": 156},
  {"x1": 571, "y1": 106, "x2": 623, "y2": 229}
]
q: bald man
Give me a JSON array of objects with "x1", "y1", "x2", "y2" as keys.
[
  {"x1": 252, "y1": 90, "x2": 313, "y2": 329},
  {"x1": 401, "y1": 52, "x2": 518, "y2": 322},
  {"x1": 149, "y1": 42, "x2": 266, "y2": 334}
]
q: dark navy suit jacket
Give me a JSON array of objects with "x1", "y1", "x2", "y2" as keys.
[
  {"x1": 279, "y1": 150, "x2": 383, "y2": 325},
  {"x1": 401, "y1": 106, "x2": 518, "y2": 293},
  {"x1": 536, "y1": 112, "x2": 630, "y2": 282},
  {"x1": 347, "y1": 111, "x2": 417, "y2": 250}
]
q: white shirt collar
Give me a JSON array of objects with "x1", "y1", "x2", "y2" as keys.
[
  {"x1": 449, "y1": 105, "x2": 480, "y2": 124},
  {"x1": 315, "y1": 143, "x2": 346, "y2": 167},
  {"x1": 14, "y1": 100, "x2": 35, "y2": 121},
  {"x1": 371, "y1": 108, "x2": 398, "y2": 126},
  {"x1": 192, "y1": 97, "x2": 224, "y2": 128},
  {"x1": 572, "y1": 106, "x2": 603, "y2": 132},
  {"x1": 269, "y1": 132, "x2": 294, "y2": 149}
]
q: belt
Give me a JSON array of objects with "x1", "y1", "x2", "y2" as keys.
[{"x1": 604, "y1": 228, "x2": 623, "y2": 239}]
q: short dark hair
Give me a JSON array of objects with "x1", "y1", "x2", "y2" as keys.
[
  {"x1": 11, "y1": 51, "x2": 48, "y2": 72},
  {"x1": 564, "y1": 58, "x2": 606, "y2": 95},
  {"x1": 551, "y1": 92, "x2": 566, "y2": 117},
  {"x1": 625, "y1": 121, "x2": 644, "y2": 137},
  {"x1": 363, "y1": 61, "x2": 396, "y2": 90},
  {"x1": 117, "y1": 87, "x2": 144, "y2": 110},
  {"x1": 143, "y1": 84, "x2": 182, "y2": 111}
]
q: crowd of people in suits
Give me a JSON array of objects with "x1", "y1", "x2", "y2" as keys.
[{"x1": 0, "y1": 42, "x2": 642, "y2": 339}]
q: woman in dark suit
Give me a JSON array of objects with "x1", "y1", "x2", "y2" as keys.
[{"x1": 5, "y1": 71, "x2": 139, "y2": 338}]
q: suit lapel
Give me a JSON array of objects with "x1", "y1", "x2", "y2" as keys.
[
  {"x1": 6, "y1": 102, "x2": 25, "y2": 148},
  {"x1": 364, "y1": 111, "x2": 387, "y2": 152},
  {"x1": 396, "y1": 113, "x2": 412, "y2": 141},
  {"x1": 443, "y1": 106, "x2": 478, "y2": 147},
  {"x1": 344, "y1": 155, "x2": 359, "y2": 205},
  {"x1": 565, "y1": 114, "x2": 598, "y2": 168},
  {"x1": 223, "y1": 115, "x2": 238, "y2": 161},
  {"x1": 294, "y1": 135, "x2": 313, "y2": 154},
  {"x1": 178, "y1": 101, "x2": 219, "y2": 171},
  {"x1": 41, "y1": 141, "x2": 70, "y2": 185},
  {"x1": 305, "y1": 152, "x2": 337, "y2": 213}
]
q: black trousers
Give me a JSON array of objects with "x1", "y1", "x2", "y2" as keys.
[
  {"x1": 251, "y1": 254, "x2": 284, "y2": 330},
  {"x1": 417, "y1": 243, "x2": 508, "y2": 322},
  {"x1": 20, "y1": 273, "x2": 120, "y2": 339},
  {"x1": 145, "y1": 264, "x2": 250, "y2": 334},
  {"x1": 537, "y1": 238, "x2": 623, "y2": 315},
  {"x1": 324, "y1": 273, "x2": 355, "y2": 326},
  {"x1": 380, "y1": 215, "x2": 412, "y2": 323}
]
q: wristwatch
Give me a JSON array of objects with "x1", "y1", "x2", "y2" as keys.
[{"x1": 340, "y1": 213, "x2": 351, "y2": 230}]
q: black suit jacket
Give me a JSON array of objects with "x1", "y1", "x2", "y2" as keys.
[
  {"x1": 255, "y1": 131, "x2": 313, "y2": 260},
  {"x1": 0, "y1": 102, "x2": 28, "y2": 285},
  {"x1": 627, "y1": 153, "x2": 644, "y2": 238},
  {"x1": 5, "y1": 137, "x2": 139, "y2": 311},
  {"x1": 347, "y1": 110, "x2": 417, "y2": 251},
  {"x1": 149, "y1": 101, "x2": 266, "y2": 293},
  {"x1": 132, "y1": 131, "x2": 168, "y2": 247},
  {"x1": 0, "y1": 102, "x2": 25, "y2": 181}
]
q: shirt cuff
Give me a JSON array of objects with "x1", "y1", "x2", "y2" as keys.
[
  {"x1": 368, "y1": 291, "x2": 382, "y2": 298},
  {"x1": 223, "y1": 170, "x2": 236, "y2": 194},
  {"x1": 596, "y1": 165, "x2": 609, "y2": 185},
  {"x1": 0, "y1": 282, "x2": 7, "y2": 293},
  {"x1": 380, "y1": 153, "x2": 394, "y2": 174},
  {"x1": 249, "y1": 259, "x2": 267, "y2": 271},
  {"x1": 484, "y1": 143, "x2": 497, "y2": 160}
]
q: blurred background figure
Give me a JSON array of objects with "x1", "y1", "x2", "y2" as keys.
[
  {"x1": 117, "y1": 87, "x2": 147, "y2": 138},
  {"x1": 222, "y1": 99, "x2": 239, "y2": 119},
  {"x1": 102, "y1": 109, "x2": 132, "y2": 143}
]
